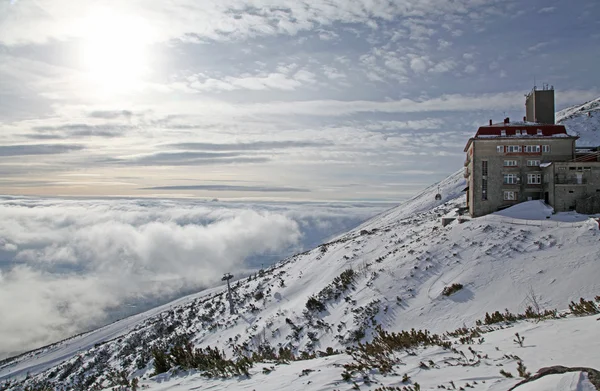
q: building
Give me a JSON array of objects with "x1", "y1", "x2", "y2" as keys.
[
  {"x1": 525, "y1": 84, "x2": 556, "y2": 125},
  {"x1": 464, "y1": 87, "x2": 600, "y2": 217},
  {"x1": 542, "y1": 162, "x2": 600, "y2": 213}
]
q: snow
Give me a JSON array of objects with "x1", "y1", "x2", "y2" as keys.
[
  {"x1": 493, "y1": 200, "x2": 554, "y2": 220},
  {"x1": 513, "y1": 372, "x2": 596, "y2": 391},
  {"x1": 2, "y1": 168, "x2": 600, "y2": 391},
  {"x1": 110, "y1": 315, "x2": 600, "y2": 391},
  {"x1": 557, "y1": 97, "x2": 600, "y2": 147}
]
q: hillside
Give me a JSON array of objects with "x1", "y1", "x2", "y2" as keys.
[
  {"x1": 1, "y1": 167, "x2": 599, "y2": 391},
  {"x1": 557, "y1": 96, "x2": 600, "y2": 146}
]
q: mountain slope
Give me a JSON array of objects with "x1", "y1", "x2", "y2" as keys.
[
  {"x1": 557, "y1": 97, "x2": 600, "y2": 146},
  {"x1": 1, "y1": 167, "x2": 599, "y2": 391}
]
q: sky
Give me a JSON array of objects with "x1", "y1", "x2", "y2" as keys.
[{"x1": 1, "y1": 0, "x2": 600, "y2": 201}]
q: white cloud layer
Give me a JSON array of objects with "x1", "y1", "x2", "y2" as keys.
[{"x1": 0, "y1": 197, "x2": 386, "y2": 358}]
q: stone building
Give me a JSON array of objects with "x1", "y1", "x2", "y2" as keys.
[{"x1": 463, "y1": 87, "x2": 600, "y2": 217}]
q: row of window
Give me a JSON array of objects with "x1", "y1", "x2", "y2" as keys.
[
  {"x1": 500, "y1": 129, "x2": 544, "y2": 136},
  {"x1": 503, "y1": 160, "x2": 541, "y2": 167},
  {"x1": 503, "y1": 173, "x2": 541, "y2": 184},
  {"x1": 497, "y1": 145, "x2": 551, "y2": 153}
]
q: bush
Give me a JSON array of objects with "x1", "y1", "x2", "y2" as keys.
[
  {"x1": 569, "y1": 298, "x2": 599, "y2": 316},
  {"x1": 343, "y1": 326, "x2": 451, "y2": 378},
  {"x1": 442, "y1": 283, "x2": 463, "y2": 296},
  {"x1": 500, "y1": 369, "x2": 513, "y2": 378},
  {"x1": 306, "y1": 296, "x2": 326, "y2": 312},
  {"x1": 152, "y1": 337, "x2": 252, "y2": 378}
]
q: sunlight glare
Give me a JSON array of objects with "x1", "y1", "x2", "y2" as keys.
[{"x1": 80, "y1": 8, "x2": 153, "y2": 95}]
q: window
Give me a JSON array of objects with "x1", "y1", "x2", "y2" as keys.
[
  {"x1": 504, "y1": 160, "x2": 518, "y2": 167},
  {"x1": 524, "y1": 145, "x2": 541, "y2": 153},
  {"x1": 504, "y1": 191, "x2": 517, "y2": 200},
  {"x1": 542, "y1": 145, "x2": 551, "y2": 153},
  {"x1": 503, "y1": 173, "x2": 519, "y2": 184},
  {"x1": 482, "y1": 160, "x2": 488, "y2": 201},
  {"x1": 527, "y1": 160, "x2": 541, "y2": 167},
  {"x1": 482, "y1": 179, "x2": 488, "y2": 201},
  {"x1": 537, "y1": 129, "x2": 543, "y2": 135},
  {"x1": 506, "y1": 145, "x2": 521, "y2": 153},
  {"x1": 527, "y1": 173, "x2": 542, "y2": 184},
  {"x1": 500, "y1": 130, "x2": 506, "y2": 136},
  {"x1": 497, "y1": 145, "x2": 504, "y2": 153}
]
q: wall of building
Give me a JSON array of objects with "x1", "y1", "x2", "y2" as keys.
[
  {"x1": 469, "y1": 137, "x2": 575, "y2": 217},
  {"x1": 534, "y1": 90, "x2": 556, "y2": 124},
  {"x1": 525, "y1": 89, "x2": 555, "y2": 124},
  {"x1": 545, "y1": 162, "x2": 600, "y2": 212},
  {"x1": 576, "y1": 194, "x2": 600, "y2": 214}
]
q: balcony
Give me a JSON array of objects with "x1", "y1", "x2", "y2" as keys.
[{"x1": 554, "y1": 176, "x2": 587, "y2": 185}]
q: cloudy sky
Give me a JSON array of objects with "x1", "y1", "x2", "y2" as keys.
[{"x1": 1, "y1": 0, "x2": 600, "y2": 201}]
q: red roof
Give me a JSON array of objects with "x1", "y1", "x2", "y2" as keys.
[
  {"x1": 475, "y1": 123, "x2": 568, "y2": 137},
  {"x1": 464, "y1": 122, "x2": 577, "y2": 152}
]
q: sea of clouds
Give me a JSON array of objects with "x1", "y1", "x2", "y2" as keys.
[{"x1": 0, "y1": 197, "x2": 389, "y2": 358}]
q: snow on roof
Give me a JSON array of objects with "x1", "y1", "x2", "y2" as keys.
[
  {"x1": 475, "y1": 124, "x2": 569, "y2": 138},
  {"x1": 540, "y1": 162, "x2": 552, "y2": 168}
]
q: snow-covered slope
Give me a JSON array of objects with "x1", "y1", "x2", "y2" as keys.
[
  {"x1": 1, "y1": 168, "x2": 599, "y2": 391},
  {"x1": 557, "y1": 97, "x2": 600, "y2": 147}
]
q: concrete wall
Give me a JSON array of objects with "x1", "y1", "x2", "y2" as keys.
[
  {"x1": 525, "y1": 89, "x2": 555, "y2": 124},
  {"x1": 576, "y1": 194, "x2": 600, "y2": 214},
  {"x1": 545, "y1": 162, "x2": 600, "y2": 212},
  {"x1": 535, "y1": 90, "x2": 556, "y2": 124},
  {"x1": 469, "y1": 137, "x2": 575, "y2": 217}
]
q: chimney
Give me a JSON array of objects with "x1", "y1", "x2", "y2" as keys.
[
  {"x1": 506, "y1": 117, "x2": 510, "y2": 123},
  {"x1": 489, "y1": 119, "x2": 492, "y2": 126},
  {"x1": 523, "y1": 116, "x2": 526, "y2": 122},
  {"x1": 503, "y1": 118, "x2": 508, "y2": 125}
]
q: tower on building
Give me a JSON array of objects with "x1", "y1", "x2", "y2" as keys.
[{"x1": 525, "y1": 84, "x2": 555, "y2": 124}]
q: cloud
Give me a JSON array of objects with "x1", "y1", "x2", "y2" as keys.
[
  {"x1": 166, "y1": 140, "x2": 331, "y2": 151},
  {"x1": 527, "y1": 41, "x2": 551, "y2": 52},
  {"x1": 141, "y1": 185, "x2": 310, "y2": 192},
  {"x1": 430, "y1": 59, "x2": 457, "y2": 74},
  {"x1": 0, "y1": 0, "x2": 516, "y2": 46},
  {"x1": 0, "y1": 197, "x2": 386, "y2": 357},
  {"x1": 538, "y1": 6, "x2": 556, "y2": 13},
  {"x1": 113, "y1": 152, "x2": 270, "y2": 167},
  {"x1": 464, "y1": 64, "x2": 477, "y2": 74},
  {"x1": 88, "y1": 110, "x2": 134, "y2": 119},
  {"x1": 0, "y1": 144, "x2": 84, "y2": 156},
  {"x1": 187, "y1": 70, "x2": 316, "y2": 92},
  {"x1": 29, "y1": 124, "x2": 131, "y2": 139}
]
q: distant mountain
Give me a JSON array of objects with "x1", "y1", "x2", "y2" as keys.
[
  {"x1": 2, "y1": 168, "x2": 599, "y2": 391},
  {"x1": 557, "y1": 97, "x2": 600, "y2": 147}
]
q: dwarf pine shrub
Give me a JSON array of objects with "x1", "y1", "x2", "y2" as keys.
[
  {"x1": 516, "y1": 361, "x2": 530, "y2": 378},
  {"x1": 152, "y1": 337, "x2": 252, "y2": 378},
  {"x1": 442, "y1": 283, "x2": 463, "y2": 296},
  {"x1": 569, "y1": 298, "x2": 599, "y2": 316},
  {"x1": 306, "y1": 296, "x2": 326, "y2": 312},
  {"x1": 342, "y1": 326, "x2": 451, "y2": 378}
]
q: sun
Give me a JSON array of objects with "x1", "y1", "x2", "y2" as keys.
[{"x1": 79, "y1": 8, "x2": 152, "y2": 95}]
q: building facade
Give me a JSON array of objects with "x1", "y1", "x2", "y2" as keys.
[
  {"x1": 542, "y1": 162, "x2": 600, "y2": 213},
  {"x1": 464, "y1": 121, "x2": 577, "y2": 217}
]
